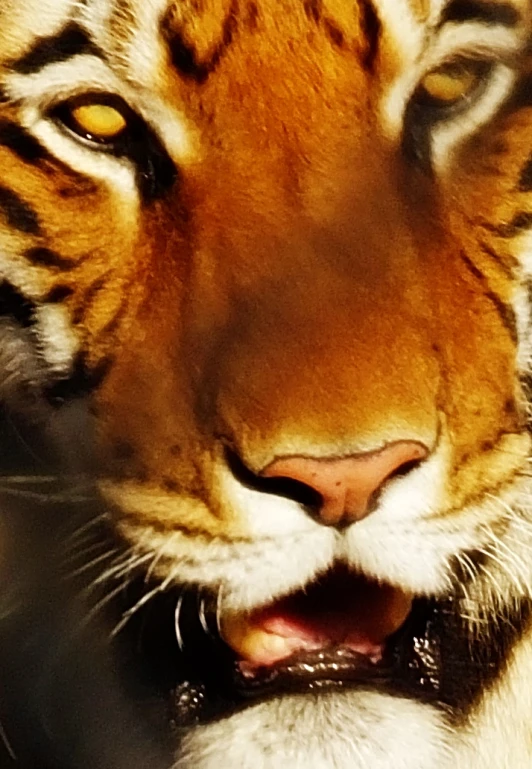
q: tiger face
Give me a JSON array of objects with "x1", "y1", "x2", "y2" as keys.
[{"x1": 2, "y1": 1, "x2": 532, "y2": 767}]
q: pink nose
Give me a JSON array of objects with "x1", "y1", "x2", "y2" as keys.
[{"x1": 261, "y1": 441, "x2": 428, "y2": 526}]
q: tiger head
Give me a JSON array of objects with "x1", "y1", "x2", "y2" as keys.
[{"x1": 2, "y1": 1, "x2": 532, "y2": 767}]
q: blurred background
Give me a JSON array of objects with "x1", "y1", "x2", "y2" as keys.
[{"x1": 0, "y1": 399, "x2": 172, "y2": 769}]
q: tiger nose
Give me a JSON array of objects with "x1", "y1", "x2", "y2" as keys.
[{"x1": 261, "y1": 441, "x2": 429, "y2": 527}]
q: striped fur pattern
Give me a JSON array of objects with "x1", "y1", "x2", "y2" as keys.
[{"x1": 2, "y1": 1, "x2": 532, "y2": 767}]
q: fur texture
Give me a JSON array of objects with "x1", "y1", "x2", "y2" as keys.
[{"x1": 1, "y1": 1, "x2": 532, "y2": 767}]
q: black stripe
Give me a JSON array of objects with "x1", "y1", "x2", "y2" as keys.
[
  {"x1": 24, "y1": 247, "x2": 77, "y2": 271},
  {"x1": 506, "y1": 72, "x2": 532, "y2": 112},
  {"x1": 358, "y1": 0, "x2": 381, "y2": 72},
  {"x1": 485, "y1": 289, "x2": 518, "y2": 343},
  {"x1": 45, "y1": 352, "x2": 114, "y2": 405},
  {"x1": 10, "y1": 22, "x2": 101, "y2": 75},
  {"x1": 518, "y1": 155, "x2": 532, "y2": 192},
  {"x1": 72, "y1": 274, "x2": 110, "y2": 325},
  {"x1": 460, "y1": 250, "x2": 517, "y2": 342},
  {"x1": 163, "y1": 0, "x2": 238, "y2": 85},
  {"x1": 432, "y1": 592, "x2": 531, "y2": 720},
  {"x1": 492, "y1": 211, "x2": 532, "y2": 237},
  {"x1": 42, "y1": 284, "x2": 74, "y2": 303},
  {"x1": 303, "y1": 0, "x2": 322, "y2": 22},
  {"x1": 479, "y1": 240, "x2": 515, "y2": 278},
  {"x1": 460, "y1": 249, "x2": 483, "y2": 279},
  {"x1": 0, "y1": 283, "x2": 35, "y2": 328},
  {"x1": 0, "y1": 120, "x2": 99, "y2": 187},
  {"x1": 323, "y1": 19, "x2": 345, "y2": 48},
  {"x1": 0, "y1": 186, "x2": 41, "y2": 235},
  {"x1": 439, "y1": 0, "x2": 520, "y2": 27},
  {"x1": 401, "y1": 103, "x2": 433, "y2": 172},
  {"x1": 0, "y1": 121, "x2": 48, "y2": 165},
  {"x1": 97, "y1": 301, "x2": 128, "y2": 337}
]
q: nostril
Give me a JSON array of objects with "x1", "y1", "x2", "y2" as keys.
[
  {"x1": 225, "y1": 447, "x2": 323, "y2": 510},
  {"x1": 365, "y1": 457, "x2": 425, "y2": 514},
  {"x1": 258, "y1": 476, "x2": 323, "y2": 510},
  {"x1": 386, "y1": 457, "x2": 424, "y2": 481},
  {"x1": 225, "y1": 441, "x2": 429, "y2": 528}
]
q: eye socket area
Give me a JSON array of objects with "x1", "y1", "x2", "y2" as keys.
[
  {"x1": 414, "y1": 59, "x2": 491, "y2": 113},
  {"x1": 51, "y1": 93, "x2": 134, "y2": 146}
]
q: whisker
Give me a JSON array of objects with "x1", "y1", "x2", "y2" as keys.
[
  {"x1": 0, "y1": 487, "x2": 90, "y2": 503},
  {"x1": 197, "y1": 590, "x2": 217, "y2": 641},
  {"x1": 68, "y1": 547, "x2": 122, "y2": 580},
  {"x1": 0, "y1": 474, "x2": 59, "y2": 484},
  {"x1": 62, "y1": 512, "x2": 111, "y2": 546},
  {"x1": 0, "y1": 719, "x2": 16, "y2": 761},
  {"x1": 64, "y1": 538, "x2": 112, "y2": 566},
  {"x1": 215, "y1": 583, "x2": 223, "y2": 638},
  {"x1": 175, "y1": 592, "x2": 185, "y2": 653},
  {"x1": 110, "y1": 567, "x2": 176, "y2": 638},
  {"x1": 88, "y1": 551, "x2": 153, "y2": 590},
  {"x1": 77, "y1": 579, "x2": 133, "y2": 633}
]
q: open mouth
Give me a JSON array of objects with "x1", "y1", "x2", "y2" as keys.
[
  {"x1": 221, "y1": 567, "x2": 414, "y2": 695},
  {"x1": 115, "y1": 564, "x2": 449, "y2": 729}
]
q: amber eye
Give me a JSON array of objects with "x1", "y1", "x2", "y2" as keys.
[
  {"x1": 416, "y1": 61, "x2": 488, "y2": 110},
  {"x1": 54, "y1": 95, "x2": 131, "y2": 144}
]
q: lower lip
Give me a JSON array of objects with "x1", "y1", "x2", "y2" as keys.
[{"x1": 233, "y1": 645, "x2": 393, "y2": 699}]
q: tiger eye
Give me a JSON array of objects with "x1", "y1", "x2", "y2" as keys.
[
  {"x1": 418, "y1": 65, "x2": 481, "y2": 106},
  {"x1": 70, "y1": 103, "x2": 128, "y2": 141}
]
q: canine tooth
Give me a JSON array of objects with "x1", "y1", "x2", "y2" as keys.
[
  {"x1": 222, "y1": 615, "x2": 301, "y2": 666},
  {"x1": 241, "y1": 629, "x2": 288, "y2": 664}
]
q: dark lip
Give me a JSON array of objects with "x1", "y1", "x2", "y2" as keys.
[
  {"x1": 113, "y1": 583, "x2": 444, "y2": 728},
  {"x1": 232, "y1": 646, "x2": 393, "y2": 700}
]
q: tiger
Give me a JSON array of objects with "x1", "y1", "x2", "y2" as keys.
[{"x1": 1, "y1": 0, "x2": 532, "y2": 767}]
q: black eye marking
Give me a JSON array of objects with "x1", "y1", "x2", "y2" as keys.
[
  {"x1": 439, "y1": 0, "x2": 520, "y2": 28},
  {"x1": 50, "y1": 94, "x2": 178, "y2": 202},
  {"x1": 10, "y1": 22, "x2": 102, "y2": 76}
]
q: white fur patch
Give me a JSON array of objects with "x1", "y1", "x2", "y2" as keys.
[
  {"x1": 173, "y1": 690, "x2": 449, "y2": 769},
  {"x1": 33, "y1": 303, "x2": 79, "y2": 375}
]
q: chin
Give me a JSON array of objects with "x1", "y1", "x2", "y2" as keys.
[{"x1": 173, "y1": 692, "x2": 448, "y2": 769}]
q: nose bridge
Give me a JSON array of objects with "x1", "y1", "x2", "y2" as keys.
[
  {"x1": 206, "y1": 222, "x2": 439, "y2": 454},
  {"x1": 184, "y1": 115, "x2": 440, "y2": 455}
]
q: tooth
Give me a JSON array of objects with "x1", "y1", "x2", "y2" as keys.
[
  {"x1": 222, "y1": 615, "x2": 300, "y2": 666},
  {"x1": 241, "y1": 629, "x2": 290, "y2": 665}
]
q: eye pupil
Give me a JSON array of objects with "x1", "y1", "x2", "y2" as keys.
[{"x1": 65, "y1": 101, "x2": 129, "y2": 142}]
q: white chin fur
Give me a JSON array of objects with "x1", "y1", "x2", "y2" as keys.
[{"x1": 173, "y1": 691, "x2": 449, "y2": 769}]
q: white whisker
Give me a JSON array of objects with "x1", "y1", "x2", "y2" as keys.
[{"x1": 110, "y1": 566, "x2": 177, "y2": 638}]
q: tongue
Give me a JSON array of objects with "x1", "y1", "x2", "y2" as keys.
[{"x1": 222, "y1": 571, "x2": 412, "y2": 669}]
